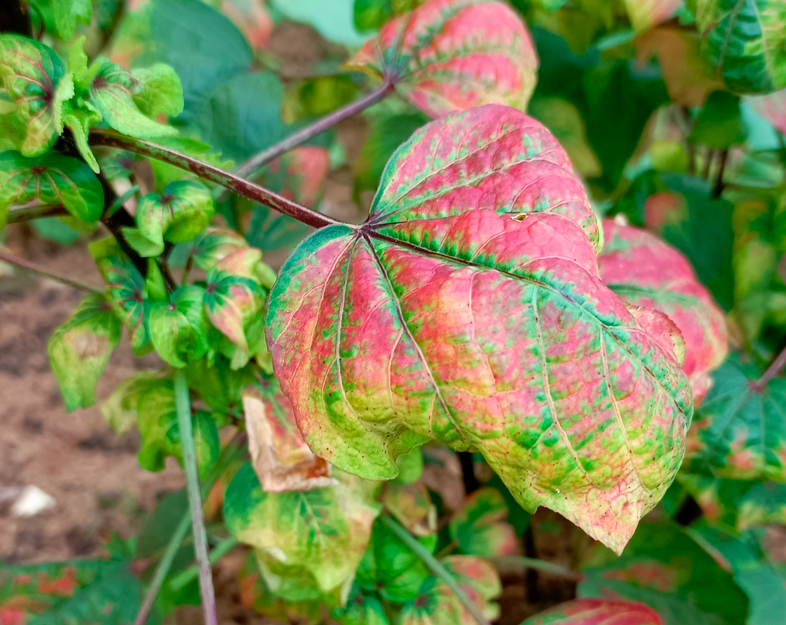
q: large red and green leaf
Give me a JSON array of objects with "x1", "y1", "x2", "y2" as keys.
[
  {"x1": 449, "y1": 488, "x2": 517, "y2": 558},
  {"x1": 522, "y1": 598, "x2": 664, "y2": 624},
  {"x1": 684, "y1": 353, "x2": 786, "y2": 481},
  {"x1": 349, "y1": 0, "x2": 540, "y2": 117},
  {"x1": 0, "y1": 35, "x2": 72, "y2": 156},
  {"x1": 47, "y1": 294, "x2": 122, "y2": 412},
  {"x1": 579, "y1": 522, "x2": 748, "y2": 625},
  {"x1": 243, "y1": 375, "x2": 337, "y2": 493},
  {"x1": 598, "y1": 220, "x2": 728, "y2": 403},
  {"x1": 267, "y1": 104, "x2": 691, "y2": 553},
  {"x1": 0, "y1": 558, "x2": 145, "y2": 625},
  {"x1": 692, "y1": 0, "x2": 786, "y2": 94},
  {"x1": 224, "y1": 462, "x2": 381, "y2": 601}
]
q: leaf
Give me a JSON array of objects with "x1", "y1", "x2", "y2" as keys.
[
  {"x1": 186, "y1": 356, "x2": 256, "y2": 418},
  {"x1": 131, "y1": 63, "x2": 184, "y2": 119},
  {"x1": 333, "y1": 585, "x2": 391, "y2": 625},
  {"x1": 349, "y1": 0, "x2": 540, "y2": 117},
  {"x1": 124, "y1": 181, "x2": 214, "y2": 257},
  {"x1": 449, "y1": 488, "x2": 518, "y2": 558},
  {"x1": 598, "y1": 219, "x2": 728, "y2": 403},
  {"x1": 684, "y1": 353, "x2": 786, "y2": 482},
  {"x1": 243, "y1": 375, "x2": 337, "y2": 493},
  {"x1": 92, "y1": 251, "x2": 150, "y2": 353},
  {"x1": 0, "y1": 558, "x2": 146, "y2": 625},
  {"x1": 53, "y1": 0, "x2": 94, "y2": 40},
  {"x1": 89, "y1": 59, "x2": 177, "y2": 138},
  {"x1": 204, "y1": 248, "x2": 267, "y2": 362},
  {"x1": 383, "y1": 481, "x2": 437, "y2": 537},
  {"x1": 687, "y1": 525, "x2": 786, "y2": 625},
  {"x1": 521, "y1": 598, "x2": 664, "y2": 624},
  {"x1": 64, "y1": 107, "x2": 102, "y2": 173},
  {"x1": 245, "y1": 147, "x2": 330, "y2": 256},
  {"x1": 624, "y1": 0, "x2": 681, "y2": 32},
  {"x1": 356, "y1": 518, "x2": 437, "y2": 602},
  {"x1": 0, "y1": 150, "x2": 104, "y2": 228},
  {"x1": 400, "y1": 556, "x2": 501, "y2": 624},
  {"x1": 636, "y1": 28, "x2": 725, "y2": 107},
  {"x1": 169, "y1": 227, "x2": 249, "y2": 272},
  {"x1": 224, "y1": 462, "x2": 381, "y2": 598},
  {"x1": 148, "y1": 300, "x2": 194, "y2": 368},
  {"x1": 267, "y1": 105, "x2": 691, "y2": 553},
  {"x1": 579, "y1": 521, "x2": 749, "y2": 625},
  {"x1": 395, "y1": 448, "x2": 424, "y2": 483},
  {"x1": 47, "y1": 293, "x2": 122, "y2": 412},
  {"x1": 678, "y1": 473, "x2": 786, "y2": 529},
  {"x1": 0, "y1": 35, "x2": 71, "y2": 156},
  {"x1": 693, "y1": 0, "x2": 786, "y2": 94},
  {"x1": 100, "y1": 370, "x2": 165, "y2": 435},
  {"x1": 136, "y1": 379, "x2": 219, "y2": 477},
  {"x1": 688, "y1": 90, "x2": 749, "y2": 149}
]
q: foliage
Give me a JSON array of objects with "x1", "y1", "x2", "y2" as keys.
[{"x1": 2, "y1": 0, "x2": 786, "y2": 623}]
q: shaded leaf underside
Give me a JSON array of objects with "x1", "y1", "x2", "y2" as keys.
[{"x1": 268, "y1": 105, "x2": 692, "y2": 552}]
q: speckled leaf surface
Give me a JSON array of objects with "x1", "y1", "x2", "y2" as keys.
[
  {"x1": 684, "y1": 353, "x2": 786, "y2": 481},
  {"x1": 243, "y1": 375, "x2": 337, "y2": 493},
  {"x1": 0, "y1": 150, "x2": 104, "y2": 228},
  {"x1": 522, "y1": 598, "x2": 664, "y2": 625},
  {"x1": 47, "y1": 294, "x2": 122, "y2": 412},
  {"x1": 598, "y1": 220, "x2": 728, "y2": 403},
  {"x1": 0, "y1": 35, "x2": 72, "y2": 156},
  {"x1": 224, "y1": 462, "x2": 381, "y2": 599},
  {"x1": 349, "y1": 0, "x2": 539, "y2": 117},
  {"x1": 449, "y1": 488, "x2": 517, "y2": 558},
  {"x1": 579, "y1": 522, "x2": 748, "y2": 625},
  {"x1": 693, "y1": 0, "x2": 786, "y2": 93},
  {"x1": 267, "y1": 105, "x2": 692, "y2": 553},
  {"x1": 0, "y1": 558, "x2": 144, "y2": 625}
]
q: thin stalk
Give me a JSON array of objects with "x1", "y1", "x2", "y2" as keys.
[
  {"x1": 493, "y1": 556, "x2": 584, "y2": 582},
  {"x1": 173, "y1": 370, "x2": 217, "y2": 625},
  {"x1": 0, "y1": 249, "x2": 104, "y2": 294},
  {"x1": 7, "y1": 204, "x2": 69, "y2": 224},
  {"x1": 458, "y1": 451, "x2": 479, "y2": 494},
  {"x1": 381, "y1": 515, "x2": 490, "y2": 625},
  {"x1": 169, "y1": 537, "x2": 239, "y2": 592},
  {"x1": 713, "y1": 149, "x2": 728, "y2": 198},
  {"x1": 233, "y1": 80, "x2": 394, "y2": 180},
  {"x1": 752, "y1": 344, "x2": 786, "y2": 391},
  {"x1": 702, "y1": 148, "x2": 715, "y2": 180},
  {"x1": 134, "y1": 514, "x2": 191, "y2": 625},
  {"x1": 90, "y1": 131, "x2": 344, "y2": 231}
]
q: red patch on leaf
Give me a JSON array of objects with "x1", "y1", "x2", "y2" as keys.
[{"x1": 37, "y1": 567, "x2": 78, "y2": 597}]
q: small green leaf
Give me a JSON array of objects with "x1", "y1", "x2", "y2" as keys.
[
  {"x1": 689, "y1": 90, "x2": 749, "y2": 149},
  {"x1": 136, "y1": 379, "x2": 219, "y2": 477},
  {"x1": 132, "y1": 63, "x2": 184, "y2": 118},
  {"x1": 91, "y1": 245, "x2": 150, "y2": 353},
  {"x1": 47, "y1": 293, "x2": 122, "y2": 412},
  {"x1": 100, "y1": 369, "x2": 165, "y2": 435},
  {"x1": 53, "y1": 0, "x2": 94, "y2": 40},
  {"x1": 449, "y1": 488, "x2": 518, "y2": 559},
  {"x1": 383, "y1": 481, "x2": 436, "y2": 537},
  {"x1": 0, "y1": 35, "x2": 71, "y2": 156},
  {"x1": 395, "y1": 448, "x2": 423, "y2": 484},
  {"x1": 224, "y1": 462, "x2": 381, "y2": 599},
  {"x1": 169, "y1": 227, "x2": 249, "y2": 271},
  {"x1": 173, "y1": 285, "x2": 212, "y2": 361},
  {"x1": 124, "y1": 181, "x2": 214, "y2": 257},
  {"x1": 0, "y1": 150, "x2": 104, "y2": 228},
  {"x1": 149, "y1": 300, "x2": 194, "y2": 368},
  {"x1": 187, "y1": 355, "x2": 255, "y2": 417},
  {"x1": 89, "y1": 59, "x2": 177, "y2": 138},
  {"x1": 333, "y1": 585, "x2": 391, "y2": 625},
  {"x1": 64, "y1": 107, "x2": 102, "y2": 173}
]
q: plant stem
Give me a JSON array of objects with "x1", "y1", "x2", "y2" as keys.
[
  {"x1": 493, "y1": 556, "x2": 584, "y2": 582},
  {"x1": 458, "y1": 452, "x2": 479, "y2": 494},
  {"x1": 233, "y1": 80, "x2": 395, "y2": 180},
  {"x1": 753, "y1": 344, "x2": 786, "y2": 390},
  {"x1": 522, "y1": 523, "x2": 540, "y2": 603},
  {"x1": 702, "y1": 148, "x2": 715, "y2": 180},
  {"x1": 134, "y1": 513, "x2": 191, "y2": 625},
  {"x1": 7, "y1": 204, "x2": 69, "y2": 224},
  {"x1": 713, "y1": 149, "x2": 728, "y2": 198},
  {"x1": 381, "y1": 515, "x2": 491, "y2": 625},
  {"x1": 0, "y1": 249, "x2": 104, "y2": 294},
  {"x1": 90, "y1": 131, "x2": 344, "y2": 231},
  {"x1": 169, "y1": 537, "x2": 239, "y2": 592},
  {"x1": 173, "y1": 369, "x2": 218, "y2": 625}
]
